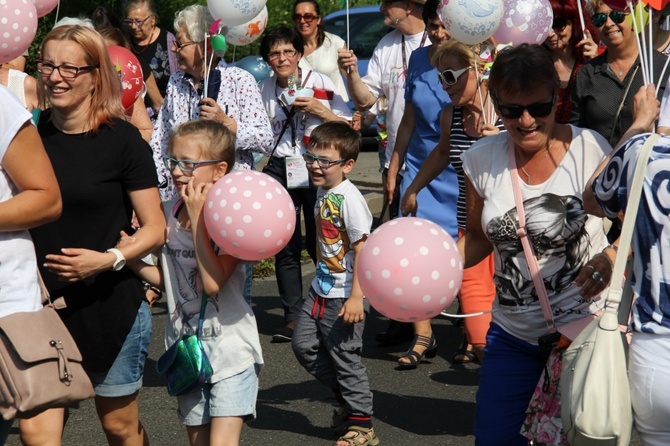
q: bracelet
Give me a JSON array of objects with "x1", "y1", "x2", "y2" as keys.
[
  {"x1": 593, "y1": 251, "x2": 614, "y2": 269},
  {"x1": 603, "y1": 244, "x2": 618, "y2": 253}
]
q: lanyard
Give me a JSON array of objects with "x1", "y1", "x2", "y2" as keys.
[
  {"x1": 275, "y1": 68, "x2": 302, "y2": 149},
  {"x1": 401, "y1": 31, "x2": 428, "y2": 76}
]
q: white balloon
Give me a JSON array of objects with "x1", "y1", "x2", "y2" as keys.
[
  {"x1": 225, "y1": 6, "x2": 267, "y2": 46},
  {"x1": 438, "y1": 0, "x2": 505, "y2": 45},
  {"x1": 207, "y1": 0, "x2": 266, "y2": 27}
]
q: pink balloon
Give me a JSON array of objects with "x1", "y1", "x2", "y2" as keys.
[
  {"x1": 0, "y1": 0, "x2": 37, "y2": 63},
  {"x1": 203, "y1": 171, "x2": 296, "y2": 261},
  {"x1": 493, "y1": 0, "x2": 553, "y2": 46},
  {"x1": 31, "y1": 0, "x2": 57, "y2": 18},
  {"x1": 358, "y1": 217, "x2": 463, "y2": 322}
]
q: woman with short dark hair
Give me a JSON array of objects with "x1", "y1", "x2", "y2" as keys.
[{"x1": 458, "y1": 44, "x2": 614, "y2": 445}]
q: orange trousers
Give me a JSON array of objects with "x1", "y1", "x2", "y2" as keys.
[{"x1": 458, "y1": 229, "x2": 496, "y2": 345}]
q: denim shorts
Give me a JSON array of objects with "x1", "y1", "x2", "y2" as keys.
[
  {"x1": 89, "y1": 301, "x2": 152, "y2": 397},
  {"x1": 177, "y1": 363, "x2": 261, "y2": 426}
]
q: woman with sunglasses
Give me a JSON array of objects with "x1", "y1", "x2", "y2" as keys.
[
  {"x1": 569, "y1": 0, "x2": 670, "y2": 146},
  {"x1": 383, "y1": 0, "x2": 459, "y2": 369},
  {"x1": 125, "y1": 0, "x2": 178, "y2": 114},
  {"x1": 19, "y1": 25, "x2": 166, "y2": 446},
  {"x1": 457, "y1": 44, "x2": 616, "y2": 445},
  {"x1": 293, "y1": 0, "x2": 349, "y2": 101},
  {"x1": 543, "y1": 0, "x2": 599, "y2": 123},
  {"x1": 399, "y1": 36, "x2": 504, "y2": 369},
  {"x1": 150, "y1": 5, "x2": 273, "y2": 201}
]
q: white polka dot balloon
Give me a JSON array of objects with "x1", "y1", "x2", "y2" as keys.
[
  {"x1": 358, "y1": 217, "x2": 463, "y2": 322},
  {"x1": 0, "y1": 0, "x2": 37, "y2": 63},
  {"x1": 203, "y1": 171, "x2": 296, "y2": 261}
]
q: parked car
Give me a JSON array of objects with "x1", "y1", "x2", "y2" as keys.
[
  {"x1": 322, "y1": 5, "x2": 392, "y2": 77},
  {"x1": 323, "y1": 6, "x2": 392, "y2": 149}
]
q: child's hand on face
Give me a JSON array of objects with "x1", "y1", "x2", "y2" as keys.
[
  {"x1": 181, "y1": 177, "x2": 214, "y2": 222},
  {"x1": 338, "y1": 297, "x2": 365, "y2": 324}
]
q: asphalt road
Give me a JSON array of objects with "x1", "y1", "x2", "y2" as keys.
[
  {"x1": 4, "y1": 277, "x2": 479, "y2": 445},
  {"x1": 3, "y1": 152, "x2": 641, "y2": 445}
]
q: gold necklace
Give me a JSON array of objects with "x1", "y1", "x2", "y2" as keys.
[{"x1": 518, "y1": 145, "x2": 551, "y2": 185}]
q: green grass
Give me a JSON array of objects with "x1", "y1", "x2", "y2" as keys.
[{"x1": 252, "y1": 250, "x2": 311, "y2": 279}]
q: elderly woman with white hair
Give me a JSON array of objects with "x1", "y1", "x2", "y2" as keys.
[{"x1": 150, "y1": 4, "x2": 273, "y2": 201}]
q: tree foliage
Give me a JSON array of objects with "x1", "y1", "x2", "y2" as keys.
[{"x1": 27, "y1": 0, "x2": 379, "y2": 73}]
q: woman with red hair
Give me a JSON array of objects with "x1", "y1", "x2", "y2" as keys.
[{"x1": 543, "y1": 0, "x2": 599, "y2": 123}]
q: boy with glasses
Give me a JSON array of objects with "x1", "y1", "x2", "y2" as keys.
[
  {"x1": 291, "y1": 121, "x2": 378, "y2": 446},
  {"x1": 259, "y1": 26, "x2": 351, "y2": 343}
]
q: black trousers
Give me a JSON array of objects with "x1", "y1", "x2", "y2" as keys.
[{"x1": 263, "y1": 156, "x2": 317, "y2": 323}]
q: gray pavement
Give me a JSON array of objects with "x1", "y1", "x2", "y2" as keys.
[{"x1": 3, "y1": 152, "x2": 640, "y2": 445}]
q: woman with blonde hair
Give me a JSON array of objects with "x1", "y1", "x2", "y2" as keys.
[
  {"x1": 401, "y1": 37, "x2": 503, "y2": 366},
  {"x1": 19, "y1": 25, "x2": 165, "y2": 446}
]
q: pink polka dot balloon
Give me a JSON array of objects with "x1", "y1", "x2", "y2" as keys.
[
  {"x1": 31, "y1": 0, "x2": 58, "y2": 18},
  {"x1": 358, "y1": 217, "x2": 463, "y2": 322},
  {"x1": 0, "y1": 0, "x2": 38, "y2": 63},
  {"x1": 204, "y1": 171, "x2": 296, "y2": 261}
]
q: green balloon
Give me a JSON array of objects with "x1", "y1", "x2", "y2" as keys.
[{"x1": 211, "y1": 35, "x2": 227, "y2": 53}]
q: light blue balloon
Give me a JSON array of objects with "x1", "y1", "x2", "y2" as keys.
[{"x1": 234, "y1": 56, "x2": 272, "y2": 83}]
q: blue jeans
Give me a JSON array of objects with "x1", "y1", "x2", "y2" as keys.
[
  {"x1": 475, "y1": 323, "x2": 550, "y2": 446},
  {"x1": 89, "y1": 301, "x2": 152, "y2": 397}
]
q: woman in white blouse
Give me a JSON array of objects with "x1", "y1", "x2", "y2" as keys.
[{"x1": 294, "y1": 0, "x2": 349, "y2": 102}]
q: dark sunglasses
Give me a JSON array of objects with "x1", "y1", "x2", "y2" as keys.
[
  {"x1": 552, "y1": 17, "x2": 568, "y2": 31},
  {"x1": 292, "y1": 13, "x2": 318, "y2": 23},
  {"x1": 497, "y1": 100, "x2": 555, "y2": 119},
  {"x1": 437, "y1": 66, "x2": 472, "y2": 86},
  {"x1": 591, "y1": 11, "x2": 627, "y2": 27}
]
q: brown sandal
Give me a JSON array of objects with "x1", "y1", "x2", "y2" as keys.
[{"x1": 334, "y1": 426, "x2": 379, "y2": 446}]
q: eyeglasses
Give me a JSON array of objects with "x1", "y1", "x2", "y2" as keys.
[
  {"x1": 496, "y1": 100, "x2": 555, "y2": 119},
  {"x1": 292, "y1": 13, "x2": 318, "y2": 23},
  {"x1": 552, "y1": 17, "x2": 568, "y2": 31},
  {"x1": 302, "y1": 152, "x2": 347, "y2": 168},
  {"x1": 36, "y1": 60, "x2": 98, "y2": 80},
  {"x1": 591, "y1": 11, "x2": 627, "y2": 27},
  {"x1": 163, "y1": 156, "x2": 224, "y2": 175},
  {"x1": 172, "y1": 39, "x2": 199, "y2": 51},
  {"x1": 267, "y1": 49, "x2": 298, "y2": 61},
  {"x1": 437, "y1": 66, "x2": 472, "y2": 86},
  {"x1": 381, "y1": 0, "x2": 404, "y2": 5},
  {"x1": 123, "y1": 15, "x2": 152, "y2": 27}
]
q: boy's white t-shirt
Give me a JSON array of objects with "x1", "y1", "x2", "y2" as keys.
[
  {"x1": 161, "y1": 199, "x2": 264, "y2": 382},
  {"x1": 461, "y1": 126, "x2": 611, "y2": 344},
  {"x1": 311, "y1": 179, "x2": 372, "y2": 298},
  {"x1": 0, "y1": 86, "x2": 41, "y2": 318}
]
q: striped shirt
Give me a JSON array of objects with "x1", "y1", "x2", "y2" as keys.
[{"x1": 449, "y1": 106, "x2": 505, "y2": 230}]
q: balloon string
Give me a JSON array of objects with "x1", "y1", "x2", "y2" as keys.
[
  {"x1": 473, "y1": 48, "x2": 488, "y2": 126},
  {"x1": 628, "y1": 0, "x2": 649, "y2": 85},
  {"x1": 54, "y1": 0, "x2": 61, "y2": 27},
  {"x1": 441, "y1": 309, "x2": 498, "y2": 318},
  {"x1": 576, "y1": 0, "x2": 586, "y2": 39}
]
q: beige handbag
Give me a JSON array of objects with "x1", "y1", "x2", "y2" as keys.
[
  {"x1": 0, "y1": 271, "x2": 94, "y2": 419},
  {"x1": 560, "y1": 133, "x2": 660, "y2": 444}
]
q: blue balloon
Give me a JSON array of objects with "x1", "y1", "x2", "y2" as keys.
[{"x1": 234, "y1": 56, "x2": 272, "y2": 83}]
